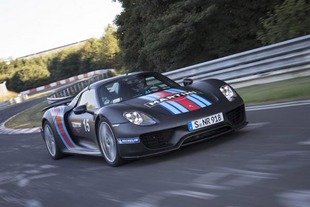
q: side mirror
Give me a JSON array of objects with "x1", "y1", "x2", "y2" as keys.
[
  {"x1": 183, "y1": 78, "x2": 193, "y2": 86},
  {"x1": 73, "y1": 105, "x2": 87, "y2": 115}
]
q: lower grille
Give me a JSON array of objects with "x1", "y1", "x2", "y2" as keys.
[
  {"x1": 140, "y1": 129, "x2": 174, "y2": 149},
  {"x1": 182, "y1": 126, "x2": 232, "y2": 145},
  {"x1": 226, "y1": 105, "x2": 245, "y2": 125}
]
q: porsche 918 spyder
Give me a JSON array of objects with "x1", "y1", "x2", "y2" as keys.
[{"x1": 41, "y1": 72, "x2": 247, "y2": 166}]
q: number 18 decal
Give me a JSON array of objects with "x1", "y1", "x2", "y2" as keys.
[{"x1": 83, "y1": 119, "x2": 90, "y2": 132}]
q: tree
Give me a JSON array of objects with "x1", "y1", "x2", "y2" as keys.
[
  {"x1": 6, "y1": 65, "x2": 50, "y2": 91},
  {"x1": 101, "y1": 25, "x2": 120, "y2": 62},
  {"x1": 78, "y1": 26, "x2": 120, "y2": 72},
  {"x1": 258, "y1": 0, "x2": 310, "y2": 45},
  {"x1": 48, "y1": 49, "x2": 81, "y2": 81},
  {"x1": 79, "y1": 38, "x2": 103, "y2": 72},
  {"x1": 115, "y1": 0, "x2": 284, "y2": 72},
  {"x1": 0, "y1": 60, "x2": 8, "y2": 81},
  {"x1": 115, "y1": 0, "x2": 148, "y2": 71}
]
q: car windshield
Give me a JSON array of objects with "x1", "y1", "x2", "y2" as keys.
[{"x1": 97, "y1": 73, "x2": 179, "y2": 106}]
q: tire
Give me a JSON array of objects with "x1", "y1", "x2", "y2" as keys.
[
  {"x1": 43, "y1": 121, "x2": 64, "y2": 160},
  {"x1": 97, "y1": 119, "x2": 123, "y2": 167}
]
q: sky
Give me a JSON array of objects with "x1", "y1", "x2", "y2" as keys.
[{"x1": 0, "y1": 0, "x2": 123, "y2": 59}]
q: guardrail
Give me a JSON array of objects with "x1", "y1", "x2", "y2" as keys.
[
  {"x1": 47, "y1": 69, "x2": 115, "y2": 104},
  {"x1": 164, "y1": 35, "x2": 310, "y2": 88}
]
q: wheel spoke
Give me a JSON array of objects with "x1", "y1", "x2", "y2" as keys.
[
  {"x1": 44, "y1": 125, "x2": 56, "y2": 156},
  {"x1": 99, "y1": 122, "x2": 117, "y2": 163}
]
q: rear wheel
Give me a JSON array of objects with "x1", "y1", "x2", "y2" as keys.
[
  {"x1": 98, "y1": 120, "x2": 123, "y2": 166},
  {"x1": 43, "y1": 122, "x2": 64, "y2": 160}
]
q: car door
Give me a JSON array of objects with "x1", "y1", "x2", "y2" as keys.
[{"x1": 68, "y1": 89, "x2": 99, "y2": 144}]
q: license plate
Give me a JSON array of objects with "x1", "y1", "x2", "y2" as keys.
[{"x1": 188, "y1": 113, "x2": 224, "y2": 131}]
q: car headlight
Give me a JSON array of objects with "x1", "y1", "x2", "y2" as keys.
[
  {"x1": 123, "y1": 111, "x2": 156, "y2": 125},
  {"x1": 220, "y1": 85, "x2": 236, "y2": 101}
]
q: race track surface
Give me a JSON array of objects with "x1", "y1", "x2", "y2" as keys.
[
  {"x1": 0, "y1": 98, "x2": 46, "y2": 124},
  {"x1": 0, "y1": 101, "x2": 309, "y2": 207}
]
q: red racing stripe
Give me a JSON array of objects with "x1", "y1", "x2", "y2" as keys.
[
  {"x1": 55, "y1": 114, "x2": 75, "y2": 148},
  {"x1": 155, "y1": 91, "x2": 201, "y2": 111},
  {"x1": 175, "y1": 98, "x2": 200, "y2": 111}
]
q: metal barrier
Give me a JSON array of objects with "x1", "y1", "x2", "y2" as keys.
[
  {"x1": 47, "y1": 69, "x2": 115, "y2": 104},
  {"x1": 164, "y1": 35, "x2": 310, "y2": 87}
]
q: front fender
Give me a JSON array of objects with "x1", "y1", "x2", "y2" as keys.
[
  {"x1": 96, "y1": 105, "x2": 129, "y2": 125},
  {"x1": 188, "y1": 79, "x2": 244, "y2": 103}
]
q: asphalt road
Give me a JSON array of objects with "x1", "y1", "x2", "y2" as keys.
[
  {"x1": 0, "y1": 101, "x2": 309, "y2": 207},
  {"x1": 0, "y1": 98, "x2": 46, "y2": 123}
]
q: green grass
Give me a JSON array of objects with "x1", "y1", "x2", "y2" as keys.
[
  {"x1": 236, "y1": 76, "x2": 310, "y2": 104},
  {"x1": 5, "y1": 101, "x2": 48, "y2": 129},
  {"x1": 28, "y1": 91, "x2": 52, "y2": 100},
  {"x1": 4, "y1": 76, "x2": 310, "y2": 129}
]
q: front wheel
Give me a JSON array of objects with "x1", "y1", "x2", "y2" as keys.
[
  {"x1": 98, "y1": 120, "x2": 123, "y2": 167},
  {"x1": 43, "y1": 122, "x2": 64, "y2": 160}
]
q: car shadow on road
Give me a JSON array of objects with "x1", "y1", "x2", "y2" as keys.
[
  {"x1": 122, "y1": 129, "x2": 251, "y2": 168},
  {"x1": 60, "y1": 128, "x2": 251, "y2": 168}
]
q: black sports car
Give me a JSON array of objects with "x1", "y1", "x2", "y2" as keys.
[{"x1": 41, "y1": 72, "x2": 247, "y2": 166}]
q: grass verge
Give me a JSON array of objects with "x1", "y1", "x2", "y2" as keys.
[
  {"x1": 236, "y1": 76, "x2": 310, "y2": 104},
  {"x1": 4, "y1": 76, "x2": 310, "y2": 129},
  {"x1": 28, "y1": 91, "x2": 52, "y2": 100},
  {"x1": 5, "y1": 101, "x2": 48, "y2": 129}
]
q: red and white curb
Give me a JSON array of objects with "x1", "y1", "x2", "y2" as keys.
[
  {"x1": 0, "y1": 112, "x2": 41, "y2": 135},
  {"x1": 0, "y1": 122, "x2": 40, "y2": 134},
  {"x1": 0, "y1": 123, "x2": 40, "y2": 134}
]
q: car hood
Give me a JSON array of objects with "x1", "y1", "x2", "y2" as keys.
[{"x1": 121, "y1": 88, "x2": 215, "y2": 116}]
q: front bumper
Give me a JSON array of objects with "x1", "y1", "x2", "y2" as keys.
[{"x1": 116, "y1": 103, "x2": 247, "y2": 159}]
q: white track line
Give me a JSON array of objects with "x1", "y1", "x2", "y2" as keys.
[{"x1": 246, "y1": 100, "x2": 310, "y2": 111}]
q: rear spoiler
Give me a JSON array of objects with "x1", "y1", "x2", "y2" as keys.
[{"x1": 43, "y1": 96, "x2": 74, "y2": 112}]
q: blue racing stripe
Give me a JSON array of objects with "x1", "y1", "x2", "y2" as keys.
[
  {"x1": 148, "y1": 93, "x2": 188, "y2": 114},
  {"x1": 141, "y1": 94, "x2": 181, "y2": 114},
  {"x1": 191, "y1": 94, "x2": 212, "y2": 106},
  {"x1": 167, "y1": 101, "x2": 188, "y2": 113},
  {"x1": 147, "y1": 94, "x2": 182, "y2": 114},
  {"x1": 161, "y1": 102, "x2": 181, "y2": 114},
  {"x1": 186, "y1": 96, "x2": 206, "y2": 108}
]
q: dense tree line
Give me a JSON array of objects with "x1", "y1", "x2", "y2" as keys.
[
  {"x1": 115, "y1": 0, "x2": 309, "y2": 72},
  {"x1": 0, "y1": 25, "x2": 119, "y2": 92}
]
